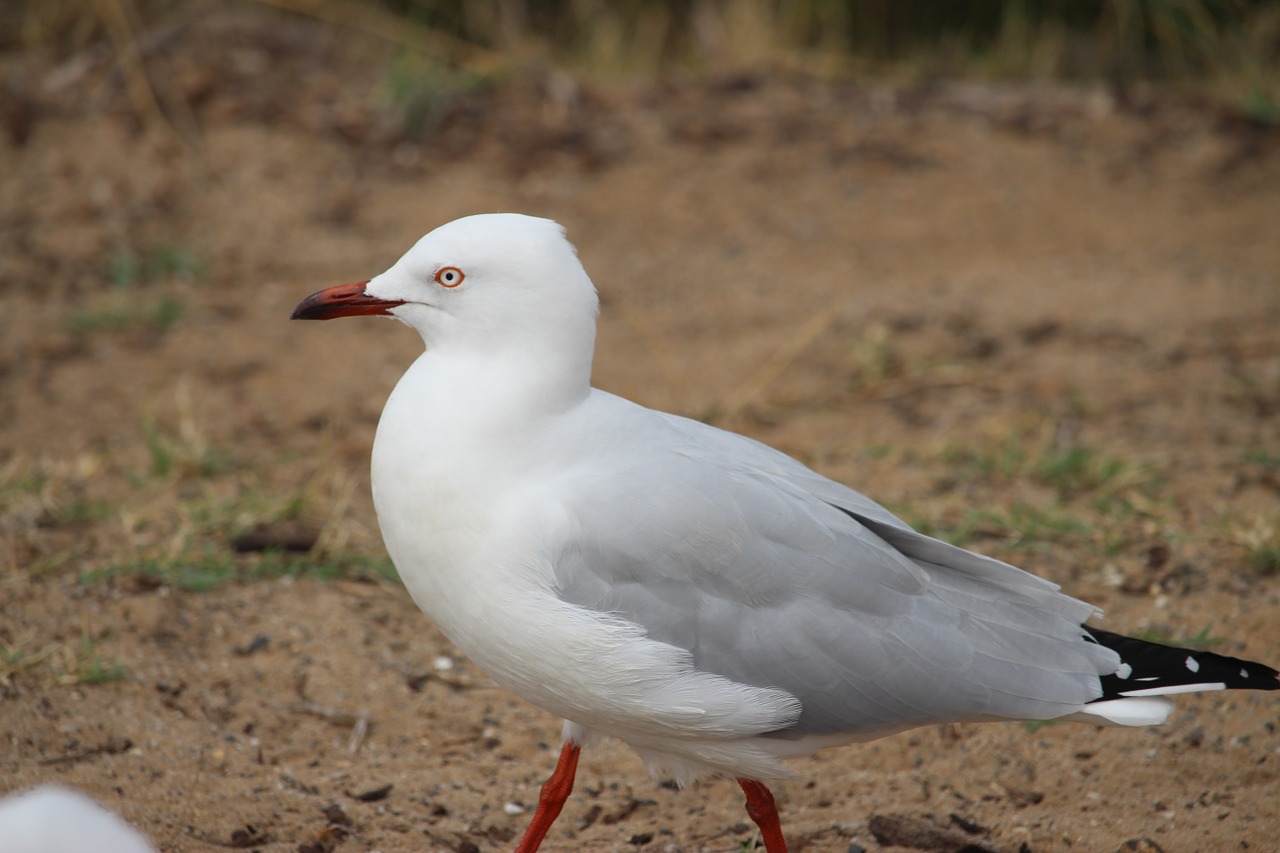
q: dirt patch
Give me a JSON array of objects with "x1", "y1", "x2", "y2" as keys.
[{"x1": 2, "y1": 8, "x2": 1279, "y2": 852}]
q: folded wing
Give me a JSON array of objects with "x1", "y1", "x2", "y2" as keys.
[{"x1": 551, "y1": 397, "x2": 1119, "y2": 738}]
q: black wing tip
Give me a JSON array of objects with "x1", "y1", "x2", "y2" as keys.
[{"x1": 1085, "y1": 627, "x2": 1280, "y2": 700}]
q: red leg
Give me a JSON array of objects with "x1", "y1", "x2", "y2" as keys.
[
  {"x1": 737, "y1": 778, "x2": 789, "y2": 853},
  {"x1": 514, "y1": 740, "x2": 581, "y2": 853}
]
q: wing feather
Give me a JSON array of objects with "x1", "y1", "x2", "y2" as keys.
[{"x1": 550, "y1": 395, "x2": 1116, "y2": 737}]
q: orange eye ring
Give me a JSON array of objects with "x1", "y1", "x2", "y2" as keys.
[{"x1": 435, "y1": 266, "x2": 465, "y2": 288}]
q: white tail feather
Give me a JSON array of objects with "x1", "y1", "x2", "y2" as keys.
[{"x1": 1065, "y1": 696, "x2": 1174, "y2": 727}]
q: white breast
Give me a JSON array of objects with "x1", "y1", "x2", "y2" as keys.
[{"x1": 369, "y1": 358, "x2": 800, "y2": 777}]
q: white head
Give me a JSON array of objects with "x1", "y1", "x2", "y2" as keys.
[{"x1": 293, "y1": 214, "x2": 600, "y2": 369}]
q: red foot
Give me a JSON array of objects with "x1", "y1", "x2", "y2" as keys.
[
  {"x1": 737, "y1": 778, "x2": 789, "y2": 853},
  {"x1": 513, "y1": 741, "x2": 581, "y2": 853}
]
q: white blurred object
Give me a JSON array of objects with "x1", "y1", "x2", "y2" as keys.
[{"x1": 0, "y1": 786, "x2": 157, "y2": 853}]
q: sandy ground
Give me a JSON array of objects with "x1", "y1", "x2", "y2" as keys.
[{"x1": 2, "y1": 8, "x2": 1279, "y2": 853}]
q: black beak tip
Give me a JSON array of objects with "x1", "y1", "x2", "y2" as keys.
[{"x1": 290, "y1": 290, "x2": 332, "y2": 321}]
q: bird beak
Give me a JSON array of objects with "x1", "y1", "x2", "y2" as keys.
[{"x1": 290, "y1": 281, "x2": 405, "y2": 320}]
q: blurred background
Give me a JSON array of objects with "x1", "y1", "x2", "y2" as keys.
[
  {"x1": 2, "y1": 2, "x2": 1279, "y2": 852},
  {"x1": 10, "y1": 1, "x2": 1280, "y2": 95}
]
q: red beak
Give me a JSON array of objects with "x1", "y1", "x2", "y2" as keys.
[{"x1": 290, "y1": 281, "x2": 405, "y2": 320}]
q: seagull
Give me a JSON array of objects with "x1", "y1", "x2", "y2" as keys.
[
  {"x1": 0, "y1": 786, "x2": 158, "y2": 853},
  {"x1": 292, "y1": 213, "x2": 1279, "y2": 852}
]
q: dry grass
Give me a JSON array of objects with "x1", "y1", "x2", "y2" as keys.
[
  {"x1": 0, "y1": 390, "x2": 392, "y2": 600},
  {"x1": 7, "y1": 0, "x2": 1278, "y2": 120}
]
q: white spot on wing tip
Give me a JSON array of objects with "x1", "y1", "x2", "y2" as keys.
[
  {"x1": 1240, "y1": 668, "x2": 1249, "y2": 679},
  {"x1": 1185, "y1": 655, "x2": 1200, "y2": 673},
  {"x1": 1115, "y1": 662, "x2": 1133, "y2": 680}
]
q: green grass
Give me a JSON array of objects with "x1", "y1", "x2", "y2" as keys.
[
  {"x1": 1242, "y1": 82, "x2": 1280, "y2": 124},
  {"x1": 928, "y1": 436, "x2": 1165, "y2": 562},
  {"x1": 1034, "y1": 445, "x2": 1111, "y2": 492},
  {"x1": 66, "y1": 293, "x2": 185, "y2": 336},
  {"x1": 383, "y1": 51, "x2": 496, "y2": 141},
  {"x1": 1243, "y1": 447, "x2": 1280, "y2": 469},
  {"x1": 939, "y1": 439, "x2": 1159, "y2": 500},
  {"x1": 0, "y1": 471, "x2": 49, "y2": 514},
  {"x1": 107, "y1": 244, "x2": 207, "y2": 287},
  {"x1": 187, "y1": 487, "x2": 311, "y2": 542},
  {"x1": 0, "y1": 640, "x2": 58, "y2": 688},
  {"x1": 984, "y1": 502, "x2": 1090, "y2": 545},
  {"x1": 844, "y1": 324, "x2": 903, "y2": 388},
  {"x1": 1225, "y1": 366, "x2": 1280, "y2": 416},
  {"x1": 1132, "y1": 625, "x2": 1224, "y2": 651},
  {"x1": 938, "y1": 437, "x2": 1028, "y2": 482},
  {"x1": 3, "y1": 635, "x2": 126, "y2": 688},
  {"x1": 1246, "y1": 542, "x2": 1280, "y2": 575},
  {"x1": 79, "y1": 551, "x2": 399, "y2": 593},
  {"x1": 71, "y1": 635, "x2": 127, "y2": 685},
  {"x1": 53, "y1": 498, "x2": 112, "y2": 524},
  {"x1": 14, "y1": 1, "x2": 1280, "y2": 122},
  {"x1": 1024, "y1": 718, "x2": 1065, "y2": 733},
  {"x1": 64, "y1": 242, "x2": 204, "y2": 337},
  {"x1": 909, "y1": 500, "x2": 1090, "y2": 552},
  {"x1": 375, "y1": 0, "x2": 1279, "y2": 119},
  {"x1": 881, "y1": 429, "x2": 1171, "y2": 567},
  {"x1": 140, "y1": 415, "x2": 237, "y2": 481}
]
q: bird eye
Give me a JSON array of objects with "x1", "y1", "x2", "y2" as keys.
[{"x1": 435, "y1": 266, "x2": 465, "y2": 288}]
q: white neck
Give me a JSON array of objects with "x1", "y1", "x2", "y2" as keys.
[{"x1": 368, "y1": 340, "x2": 592, "y2": 645}]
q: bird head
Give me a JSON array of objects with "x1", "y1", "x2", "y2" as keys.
[{"x1": 292, "y1": 214, "x2": 600, "y2": 358}]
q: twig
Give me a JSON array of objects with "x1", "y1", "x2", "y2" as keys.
[
  {"x1": 287, "y1": 700, "x2": 372, "y2": 757},
  {"x1": 313, "y1": 470, "x2": 361, "y2": 555},
  {"x1": 719, "y1": 302, "x2": 844, "y2": 420},
  {"x1": 346, "y1": 712, "x2": 369, "y2": 757},
  {"x1": 289, "y1": 699, "x2": 364, "y2": 726},
  {"x1": 246, "y1": 0, "x2": 501, "y2": 67},
  {"x1": 88, "y1": 0, "x2": 187, "y2": 148},
  {"x1": 38, "y1": 736, "x2": 133, "y2": 766},
  {"x1": 858, "y1": 379, "x2": 983, "y2": 403}
]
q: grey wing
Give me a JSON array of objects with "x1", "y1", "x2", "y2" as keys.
[{"x1": 552, "y1": 407, "x2": 1118, "y2": 738}]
